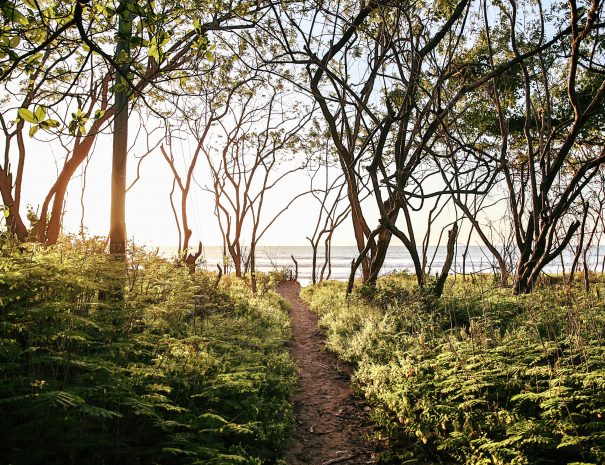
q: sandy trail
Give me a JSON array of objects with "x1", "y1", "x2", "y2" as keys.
[{"x1": 277, "y1": 281, "x2": 379, "y2": 465}]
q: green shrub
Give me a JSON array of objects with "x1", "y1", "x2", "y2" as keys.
[
  {"x1": 303, "y1": 277, "x2": 605, "y2": 464},
  {"x1": 0, "y1": 238, "x2": 296, "y2": 465}
]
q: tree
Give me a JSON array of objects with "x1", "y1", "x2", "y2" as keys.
[
  {"x1": 449, "y1": 0, "x2": 605, "y2": 293},
  {"x1": 304, "y1": 148, "x2": 351, "y2": 284},
  {"x1": 1, "y1": 49, "x2": 60, "y2": 240},
  {"x1": 159, "y1": 75, "x2": 240, "y2": 256},
  {"x1": 202, "y1": 77, "x2": 311, "y2": 288},
  {"x1": 5, "y1": 0, "x2": 266, "y2": 248},
  {"x1": 256, "y1": 0, "x2": 481, "y2": 295},
  {"x1": 1, "y1": 2, "x2": 94, "y2": 241}
]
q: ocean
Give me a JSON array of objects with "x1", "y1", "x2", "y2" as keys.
[{"x1": 159, "y1": 245, "x2": 605, "y2": 286}]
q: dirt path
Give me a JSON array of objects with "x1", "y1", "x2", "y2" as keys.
[{"x1": 277, "y1": 281, "x2": 380, "y2": 465}]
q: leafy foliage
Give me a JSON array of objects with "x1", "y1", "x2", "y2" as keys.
[
  {"x1": 302, "y1": 276, "x2": 605, "y2": 464},
  {"x1": 0, "y1": 238, "x2": 296, "y2": 465}
]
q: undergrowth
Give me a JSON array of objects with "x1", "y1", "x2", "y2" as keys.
[
  {"x1": 302, "y1": 274, "x2": 605, "y2": 465},
  {"x1": 0, "y1": 237, "x2": 296, "y2": 465}
]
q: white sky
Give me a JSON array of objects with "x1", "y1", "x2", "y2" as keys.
[
  {"x1": 17, "y1": 124, "x2": 506, "y2": 249},
  {"x1": 18, "y1": 122, "x2": 365, "y2": 247},
  {"x1": 17, "y1": 121, "x2": 492, "y2": 249}
]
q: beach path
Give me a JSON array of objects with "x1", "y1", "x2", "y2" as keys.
[{"x1": 277, "y1": 281, "x2": 379, "y2": 465}]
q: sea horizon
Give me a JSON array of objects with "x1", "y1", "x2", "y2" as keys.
[{"x1": 153, "y1": 244, "x2": 605, "y2": 286}]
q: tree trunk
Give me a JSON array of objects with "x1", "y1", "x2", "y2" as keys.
[
  {"x1": 349, "y1": 199, "x2": 371, "y2": 280},
  {"x1": 181, "y1": 188, "x2": 192, "y2": 253},
  {"x1": 250, "y1": 244, "x2": 257, "y2": 293},
  {"x1": 569, "y1": 201, "x2": 589, "y2": 284},
  {"x1": 37, "y1": 112, "x2": 113, "y2": 244},
  {"x1": 228, "y1": 243, "x2": 242, "y2": 277},
  {"x1": 366, "y1": 227, "x2": 394, "y2": 284},
  {"x1": 109, "y1": 1, "x2": 132, "y2": 258},
  {"x1": 184, "y1": 242, "x2": 202, "y2": 273},
  {"x1": 514, "y1": 220, "x2": 581, "y2": 293},
  {"x1": 0, "y1": 171, "x2": 27, "y2": 240},
  {"x1": 513, "y1": 269, "x2": 534, "y2": 294},
  {"x1": 309, "y1": 238, "x2": 318, "y2": 284},
  {"x1": 434, "y1": 223, "x2": 459, "y2": 298},
  {"x1": 498, "y1": 263, "x2": 509, "y2": 287}
]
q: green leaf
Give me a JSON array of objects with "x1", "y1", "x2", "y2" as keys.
[
  {"x1": 29, "y1": 125, "x2": 39, "y2": 137},
  {"x1": 35, "y1": 105, "x2": 46, "y2": 121},
  {"x1": 43, "y1": 118, "x2": 60, "y2": 128},
  {"x1": 24, "y1": 52, "x2": 41, "y2": 64},
  {"x1": 3, "y1": 3, "x2": 29, "y2": 25},
  {"x1": 149, "y1": 43, "x2": 160, "y2": 61},
  {"x1": 79, "y1": 404, "x2": 122, "y2": 419},
  {"x1": 130, "y1": 36, "x2": 145, "y2": 47},
  {"x1": 18, "y1": 108, "x2": 36, "y2": 124}
]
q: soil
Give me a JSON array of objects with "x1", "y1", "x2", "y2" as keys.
[{"x1": 277, "y1": 281, "x2": 382, "y2": 465}]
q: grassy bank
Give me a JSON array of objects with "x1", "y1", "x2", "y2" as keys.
[
  {"x1": 302, "y1": 275, "x2": 605, "y2": 465},
  {"x1": 0, "y1": 238, "x2": 296, "y2": 465}
]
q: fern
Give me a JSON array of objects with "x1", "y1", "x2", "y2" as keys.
[
  {"x1": 0, "y1": 239, "x2": 296, "y2": 464},
  {"x1": 303, "y1": 275, "x2": 605, "y2": 464}
]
